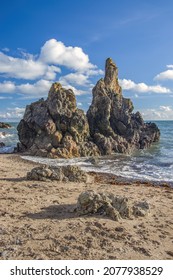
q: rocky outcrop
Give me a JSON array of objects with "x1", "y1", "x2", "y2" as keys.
[
  {"x1": 17, "y1": 58, "x2": 160, "y2": 158},
  {"x1": 0, "y1": 142, "x2": 5, "y2": 147},
  {"x1": 27, "y1": 165, "x2": 88, "y2": 182},
  {"x1": 76, "y1": 190, "x2": 150, "y2": 221},
  {"x1": 87, "y1": 58, "x2": 160, "y2": 154},
  {"x1": 0, "y1": 122, "x2": 11, "y2": 128},
  {"x1": 17, "y1": 83, "x2": 100, "y2": 158}
]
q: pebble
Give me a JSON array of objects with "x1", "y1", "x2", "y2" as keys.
[
  {"x1": 0, "y1": 251, "x2": 8, "y2": 259},
  {"x1": 115, "y1": 227, "x2": 124, "y2": 232},
  {"x1": 166, "y1": 251, "x2": 173, "y2": 257}
]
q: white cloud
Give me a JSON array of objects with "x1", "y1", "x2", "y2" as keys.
[
  {"x1": 86, "y1": 69, "x2": 104, "y2": 76},
  {"x1": 0, "y1": 107, "x2": 25, "y2": 120},
  {"x1": 61, "y1": 83, "x2": 87, "y2": 96},
  {"x1": 0, "y1": 81, "x2": 16, "y2": 93},
  {"x1": 59, "y1": 73, "x2": 90, "y2": 86},
  {"x1": 77, "y1": 102, "x2": 82, "y2": 106},
  {"x1": 154, "y1": 69, "x2": 173, "y2": 81},
  {"x1": 17, "y1": 79, "x2": 53, "y2": 97},
  {"x1": 167, "y1": 65, "x2": 173, "y2": 69},
  {"x1": 0, "y1": 51, "x2": 61, "y2": 80},
  {"x1": 159, "y1": 106, "x2": 172, "y2": 112},
  {"x1": 154, "y1": 65, "x2": 173, "y2": 80},
  {"x1": 141, "y1": 106, "x2": 173, "y2": 120},
  {"x1": 0, "y1": 79, "x2": 52, "y2": 98},
  {"x1": 2, "y1": 47, "x2": 10, "y2": 52},
  {"x1": 0, "y1": 96, "x2": 13, "y2": 100},
  {"x1": 0, "y1": 79, "x2": 87, "y2": 98},
  {"x1": 0, "y1": 39, "x2": 103, "y2": 99},
  {"x1": 39, "y1": 39, "x2": 96, "y2": 71},
  {"x1": 119, "y1": 78, "x2": 171, "y2": 93}
]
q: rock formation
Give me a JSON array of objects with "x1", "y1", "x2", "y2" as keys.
[
  {"x1": 0, "y1": 142, "x2": 5, "y2": 148},
  {"x1": 76, "y1": 190, "x2": 150, "y2": 221},
  {"x1": 87, "y1": 58, "x2": 160, "y2": 154},
  {"x1": 17, "y1": 58, "x2": 160, "y2": 158},
  {"x1": 27, "y1": 165, "x2": 88, "y2": 183},
  {"x1": 17, "y1": 83, "x2": 99, "y2": 158},
  {"x1": 0, "y1": 122, "x2": 11, "y2": 128}
]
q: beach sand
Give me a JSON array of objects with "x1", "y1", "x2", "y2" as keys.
[{"x1": 0, "y1": 154, "x2": 173, "y2": 260}]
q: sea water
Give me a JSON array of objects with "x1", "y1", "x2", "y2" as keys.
[
  {"x1": 0, "y1": 122, "x2": 18, "y2": 153},
  {"x1": 0, "y1": 121, "x2": 173, "y2": 184}
]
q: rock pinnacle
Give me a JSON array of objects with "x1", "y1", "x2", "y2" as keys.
[{"x1": 104, "y1": 58, "x2": 122, "y2": 94}]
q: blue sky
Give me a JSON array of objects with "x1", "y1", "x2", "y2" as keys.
[{"x1": 0, "y1": 0, "x2": 173, "y2": 121}]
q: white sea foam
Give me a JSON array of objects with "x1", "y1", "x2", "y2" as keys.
[
  {"x1": 1, "y1": 121, "x2": 173, "y2": 184},
  {"x1": 22, "y1": 152, "x2": 173, "y2": 184},
  {"x1": 0, "y1": 132, "x2": 11, "y2": 139}
]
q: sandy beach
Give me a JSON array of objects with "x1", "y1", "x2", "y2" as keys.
[{"x1": 0, "y1": 154, "x2": 173, "y2": 260}]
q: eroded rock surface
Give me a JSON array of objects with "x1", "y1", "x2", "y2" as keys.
[
  {"x1": 76, "y1": 190, "x2": 150, "y2": 221},
  {"x1": 17, "y1": 58, "x2": 160, "y2": 158},
  {"x1": 87, "y1": 58, "x2": 160, "y2": 154},
  {"x1": 27, "y1": 165, "x2": 88, "y2": 183},
  {"x1": 17, "y1": 83, "x2": 100, "y2": 158}
]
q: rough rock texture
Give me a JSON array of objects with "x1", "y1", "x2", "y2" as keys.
[
  {"x1": 0, "y1": 122, "x2": 11, "y2": 128},
  {"x1": 27, "y1": 165, "x2": 88, "y2": 183},
  {"x1": 0, "y1": 142, "x2": 5, "y2": 147},
  {"x1": 133, "y1": 201, "x2": 150, "y2": 217},
  {"x1": 87, "y1": 58, "x2": 160, "y2": 154},
  {"x1": 76, "y1": 190, "x2": 150, "y2": 221},
  {"x1": 17, "y1": 58, "x2": 160, "y2": 158},
  {"x1": 17, "y1": 83, "x2": 100, "y2": 158}
]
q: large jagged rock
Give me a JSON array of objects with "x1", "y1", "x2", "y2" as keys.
[
  {"x1": 76, "y1": 190, "x2": 150, "y2": 221},
  {"x1": 17, "y1": 83, "x2": 100, "y2": 158},
  {"x1": 17, "y1": 58, "x2": 160, "y2": 158},
  {"x1": 87, "y1": 58, "x2": 160, "y2": 154}
]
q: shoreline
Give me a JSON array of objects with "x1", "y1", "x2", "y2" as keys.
[
  {"x1": 0, "y1": 154, "x2": 173, "y2": 260},
  {"x1": 20, "y1": 153, "x2": 173, "y2": 189}
]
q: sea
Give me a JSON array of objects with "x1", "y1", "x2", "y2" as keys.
[{"x1": 0, "y1": 121, "x2": 173, "y2": 185}]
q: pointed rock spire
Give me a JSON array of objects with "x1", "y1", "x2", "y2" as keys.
[{"x1": 104, "y1": 58, "x2": 122, "y2": 94}]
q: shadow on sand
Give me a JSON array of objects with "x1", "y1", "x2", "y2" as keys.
[
  {"x1": 0, "y1": 177, "x2": 27, "y2": 182},
  {"x1": 24, "y1": 204, "x2": 79, "y2": 221}
]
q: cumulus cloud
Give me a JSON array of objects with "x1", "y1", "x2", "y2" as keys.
[
  {"x1": 0, "y1": 107, "x2": 25, "y2": 120},
  {"x1": 59, "y1": 73, "x2": 90, "y2": 86},
  {"x1": 141, "y1": 106, "x2": 173, "y2": 120},
  {"x1": 17, "y1": 79, "x2": 53, "y2": 97},
  {"x1": 61, "y1": 83, "x2": 88, "y2": 96},
  {"x1": 0, "y1": 51, "x2": 61, "y2": 80},
  {"x1": 2, "y1": 47, "x2": 10, "y2": 52},
  {"x1": 159, "y1": 106, "x2": 172, "y2": 112},
  {"x1": 154, "y1": 65, "x2": 173, "y2": 81},
  {"x1": 0, "y1": 79, "x2": 87, "y2": 98},
  {"x1": 1, "y1": 39, "x2": 170, "y2": 102},
  {"x1": 0, "y1": 79, "x2": 53, "y2": 98},
  {"x1": 119, "y1": 78, "x2": 171, "y2": 93},
  {"x1": 0, "y1": 39, "x2": 103, "y2": 100},
  {"x1": 39, "y1": 39, "x2": 96, "y2": 71},
  {"x1": 0, "y1": 81, "x2": 16, "y2": 93},
  {"x1": 154, "y1": 70, "x2": 173, "y2": 81}
]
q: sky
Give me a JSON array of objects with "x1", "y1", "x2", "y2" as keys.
[{"x1": 0, "y1": 0, "x2": 173, "y2": 121}]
